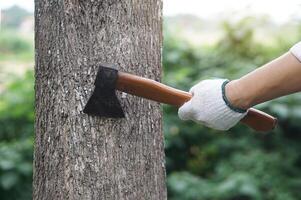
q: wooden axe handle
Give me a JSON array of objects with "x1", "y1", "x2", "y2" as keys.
[{"x1": 116, "y1": 72, "x2": 277, "y2": 132}]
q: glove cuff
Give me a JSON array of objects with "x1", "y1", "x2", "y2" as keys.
[
  {"x1": 221, "y1": 80, "x2": 247, "y2": 113},
  {"x1": 290, "y1": 41, "x2": 301, "y2": 63}
]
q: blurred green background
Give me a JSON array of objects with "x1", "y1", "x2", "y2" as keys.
[{"x1": 1, "y1": 3, "x2": 301, "y2": 200}]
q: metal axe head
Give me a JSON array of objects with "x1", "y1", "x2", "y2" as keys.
[{"x1": 83, "y1": 65, "x2": 125, "y2": 118}]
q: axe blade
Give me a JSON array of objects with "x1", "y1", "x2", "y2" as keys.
[{"x1": 83, "y1": 66, "x2": 125, "y2": 118}]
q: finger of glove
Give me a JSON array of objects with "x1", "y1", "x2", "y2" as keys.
[
  {"x1": 189, "y1": 82, "x2": 203, "y2": 93},
  {"x1": 205, "y1": 123, "x2": 229, "y2": 131},
  {"x1": 189, "y1": 80, "x2": 210, "y2": 94},
  {"x1": 178, "y1": 101, "x2": 194, "y2": 121}
]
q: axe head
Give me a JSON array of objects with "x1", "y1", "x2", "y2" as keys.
[{"x1": 83, "y1": 65, "x2": 125, "y2": 118}]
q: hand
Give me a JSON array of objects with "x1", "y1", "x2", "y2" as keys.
[{"x1": 178, "y1": 79, "x2": 248, "y2": 131}]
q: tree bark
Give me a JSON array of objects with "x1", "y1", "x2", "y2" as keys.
[{"x1": 34, "y1": 1, "x2": 166, "y2": 199}]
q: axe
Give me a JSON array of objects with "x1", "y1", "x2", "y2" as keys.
[{"x1": 83, "y1": 65, "x2": 277, "y2": 132}]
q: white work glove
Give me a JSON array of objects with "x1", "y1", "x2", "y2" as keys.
[{"x1": 178, "y1": 79, "x2": 248, "y2": 131}]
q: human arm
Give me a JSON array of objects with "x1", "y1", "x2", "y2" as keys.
[
  {"x1": 178, "y1": 42, "x2": 301, "y2": 130},
  {"x1": 226, "y1": 50, "x2": 301, "y2": 110}
]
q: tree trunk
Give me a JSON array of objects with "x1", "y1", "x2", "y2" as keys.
[{"x1": 34, "y1": 1, "x2": 166, "y2": 199}]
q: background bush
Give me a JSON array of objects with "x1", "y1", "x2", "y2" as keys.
[{"x1": 0, "y1": 72, "x2": 34, "y2": 200}]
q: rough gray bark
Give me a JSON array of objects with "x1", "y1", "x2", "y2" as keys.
[{"x1": 34, "y1": 1, "x2": 166, "y2": 199}]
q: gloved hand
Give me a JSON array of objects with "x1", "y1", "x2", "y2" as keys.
[{"x1": 178, "y1": 79, "x2": 248, "y2": 131}]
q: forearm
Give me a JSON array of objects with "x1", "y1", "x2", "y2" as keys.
[{"x1": 226, "y1": 52, "x2": 301, "y2": 109}]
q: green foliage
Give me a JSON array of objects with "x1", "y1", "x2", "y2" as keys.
[
  {"x1": 0, "y1": 71, "x2": 34, "y2": 199},
  {"x1": 168, "y1": 172, "x2": 262, "y2": 200}
]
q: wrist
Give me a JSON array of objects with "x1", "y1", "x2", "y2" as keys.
[{"x1": 225, "y1": 80, "x2": 252, "y2": 110}]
